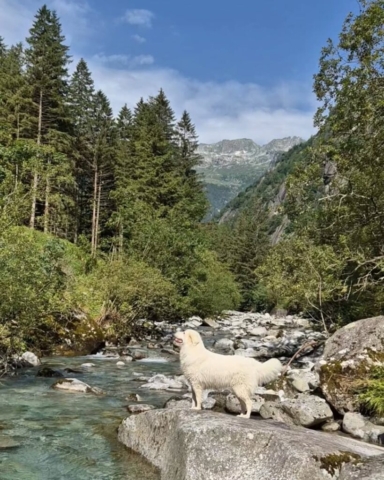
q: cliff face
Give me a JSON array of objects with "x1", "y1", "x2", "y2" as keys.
[{"x1": 197, "y1": 137, "x2": 304, "y2": 219}]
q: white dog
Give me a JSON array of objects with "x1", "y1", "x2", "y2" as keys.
[{"x1": 173, "y1": 329, "x2": 282, "y2": 419}]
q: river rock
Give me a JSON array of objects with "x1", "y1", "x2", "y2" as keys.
[
  {"x1": 248, "y1": 327, "x2": 267, "y2": 337},
  {"x1": 36, "y1": 367, "x2": 64, "y2": 378},
  {"x1": 81, "y1": 363, "x2": 95, "y2": 368},
  {"x1": 213, "y1": 338, "x2": 234, "y2": 353},
  {"x1": 184, "y1": 316, "x2": 203, "y2": 328},
  {"x1": 127, "y1": 404, "x2": 155, "y2": 414},
  {"x1": 118, "y1": 409, "x2": 384, "y2": 480},
  {"x1": 202, "y1": 318, "x2": 219, "y2": 329},
  {"x1": 140, "y1": 374, "x2": 186, "y2": 391},
  {"x1": 51, "y1": 378, "x2": 104, "y2": 395},
  {"x1": 343, "y1": 412, "x2": 384, "y2": 444},
  {"x1": 318, "y1": 316, "x2": 384, "y2": 415},
  {"x1": 21, "y1": 351, "x2": 41, "y2": 367},
  {"x1": 225, "y1": 394, "x2": 264, "y2": 414},
  {"x1": 260, "y1": 394, "x2": 333, "y2": 428},
  {"x1": 164, "y1": 395, "x2": 216, "y2": 410},
  {"x1": 126, "y1": 393, "x2": 142, "y2": 402},
  {"x1": 321, "y1": 421, "x2": 341, "y2": 432},
  {"x1": 0, "y1": 437, "x2": 20, "y2": 450}
]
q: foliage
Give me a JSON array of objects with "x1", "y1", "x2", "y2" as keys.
[{"x1": 359, "y1": 366, "x2": 384, "y2": 416}]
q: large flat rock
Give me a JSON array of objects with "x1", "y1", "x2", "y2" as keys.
[{"x1": 118, "y1": 410, "x2": 384, "y2": 480}]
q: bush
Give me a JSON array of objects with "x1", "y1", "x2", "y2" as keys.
[
  {"x1": 359, "y1": 367, "x2": 384, "y2": 417},
  {"x1": 187, "y1": 250, "x2": 241, "y2": 316}
]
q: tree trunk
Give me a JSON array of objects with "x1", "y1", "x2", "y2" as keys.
[
  {"x1": 44, "y1": 158, "x2": 50, "y2": 234},
  {"x1": 91, "y1": 164, "x2": 98, "y2": 256},
  {"x1": 30, "y1": 89, "x2": 43, "y2": 229},
  {"x1": 95, "y1": 178, "x2": 102, "y2": 253}
]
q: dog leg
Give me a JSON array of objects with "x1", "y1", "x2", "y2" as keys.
[
  {"x1": 190, "y1": 385, "x2": 203, "y2": 410},
  {"x1": 233, "y1": 386, "x2": 252, "y2": 419},
  {"x1": 191, "y1": 387, "x2": 197, "y2": 408}
]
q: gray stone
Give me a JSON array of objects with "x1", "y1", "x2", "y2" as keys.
[
  {"x1": 321, "y1": 421, "x2": 341, "y2": 432},
  {"x1": 343, "y1": 412, "x2": 384, "y2": 444},
  {"x1": 0, "y1": 437, "x2": 20, "y2": 450},
  {"x1": 248, "y1": 327, "x2": 267, "y2": 337},
  {"x1": 164, "y1": 396, "x2": 216, "y2": 410},
  {"x1": 225, "y1": 394, "x2": 264, "y2": 414},
  {"x1": 291, "y1": 377, "x2": 310, "y2": 393},
  {"x1": 339, "y1": 456, "x2": 384, "y2": 479},
  {"x1": 202, "y1": 318, "x2": 219, "y2": 329},
  {"x1": 118, "y1": 409, "x2": 384, "y2": 480},
  {"x1": 51, "y1": 378, "x2": 104, "y2": 395},
  {"x1": 21, "y1": 351, "x2": 40, "y2": 367},
  {"x1": 127, "y1": 404, "x2": 155, "y2": 414},
  {"x1": 116, "y1": 361, "x2": 125, "y2": 366},
  {"x1": 140, "y1": 374, "x2": 186, "y2": 391},
  {"x1": 125, "y1": 393, "x2": 142, "y2": 402},
  {"x1": 318, "y1": 317, "x2": 384, "y2": 414},
  {"x1": 213, "y1": 338, "x2": 234, "y2": 353},
  {"x1": 260, "y1": 395, "x2": 333, "y2": 428}
]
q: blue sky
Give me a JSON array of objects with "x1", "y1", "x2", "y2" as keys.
[{"x1": 0, "y1": 0, "x2": 358, "y2": 143}]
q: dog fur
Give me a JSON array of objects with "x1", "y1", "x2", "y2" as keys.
[{"x1": 174, "y1": 329, "x2": 282, "y2": 418}]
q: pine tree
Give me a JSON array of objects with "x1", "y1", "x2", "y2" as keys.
[
  {"x1": 175, "y1": 110, "x2": 208, "y2": 221},
  {"x1": 0, "y1": 43, "x2": 30, "y2": 143},
  {"x1": 68, "y1": 58, "x2": 95, "y2": 242},
  {"x1": 89, "y1": 90, "x2": 116, "y2": 255},
  {"x1": 25, "y1": 5, "x2": 71, "y2": 231}
]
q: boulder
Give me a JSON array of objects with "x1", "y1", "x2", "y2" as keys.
[
  {"x1": 260, "y1": 395, "x2": 333, "y2": 428},
  {"x1": 140, "y1": 374, "x2": 186, "y2": 391},
  {"x1": 127, "y1": 404, "x2": 155, "y2": 414},
  {"x1": 51, "y1": 378, "x2": 104, "y2": 395},
  {"x1": 118, "y1": 409, "x2": 384, "y2": 480},
  {"x1": 343, "y1": 412, "x2": 384, "y2": 444},
  {"x1": 21, "y1": 351, "x2": 40, "y2": 367},
  {"x1": 225, "y1": 394, "x2": 264, "y2": 415},
  {"x1": 318, "y1": 316, "x2": 384, "y2": 414},
  {"x1": 248, "y1": 327, "x2": 267, "y2": 337}
]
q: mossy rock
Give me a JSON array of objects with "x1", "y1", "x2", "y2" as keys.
[
  {"x1": 313, "y1": 451, "x2": 361, "y2": 476},
  {"x1": 318, "y1": 316, "x2": 384, "y2": 415},
  {"x1": 55, "y1": 315, "x2": 104, "y2": 356}
]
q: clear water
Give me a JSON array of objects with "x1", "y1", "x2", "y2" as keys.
[{"x1": 0, "y1": 355, "x2": 181, "y2": 480}]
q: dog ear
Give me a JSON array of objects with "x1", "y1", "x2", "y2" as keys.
[{"x1": 185, "y1": 330, "x2": 200, "y2": 346}]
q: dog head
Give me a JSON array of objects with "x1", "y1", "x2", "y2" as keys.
[{"x1": 173, "y1": 329, "x2": 202, "y2": 349}]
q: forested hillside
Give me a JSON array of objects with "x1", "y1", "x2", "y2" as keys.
[
  {"x1": 211, "y1": 0, "x2": 384, "y2": 330},
  {"x1": 0, "y1": 5, "x2": 240, "y2": 358}
]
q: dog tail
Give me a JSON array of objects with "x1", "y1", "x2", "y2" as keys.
[{"x1": 257, "y1": 358, "x2": 283, "y2": 385}]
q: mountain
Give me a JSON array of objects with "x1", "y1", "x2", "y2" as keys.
[
  {"x1": 196, "y1": 136, "x2": 304, "y2": 218},
  {"x1": 216, "y1": 138, "x2": 313, "y2": 243}
]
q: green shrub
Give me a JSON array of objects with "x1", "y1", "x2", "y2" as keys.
[{"x1": 359, "y1": 367, "x2": 384, "y2": 417}]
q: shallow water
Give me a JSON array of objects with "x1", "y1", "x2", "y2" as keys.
[{"x1": 0, "y1": 355, "x2": 181, "y2": 480}]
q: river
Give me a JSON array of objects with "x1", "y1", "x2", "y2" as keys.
[{"x1": 0, "y1": 354, "x2": 181, "y2": 479}]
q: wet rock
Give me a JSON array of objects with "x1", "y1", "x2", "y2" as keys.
[
  {"x1": 184, "y1": 316, "x2": 203, "y2": 328},
  {"x1": 21, "y1": 351, "x2": 41, "y2": 367},
  {"x1": 126, "y1": 393, "x2": 142, "y2": 402},
  {"x1": 130, "y1": 350, "x2": 147, "y2": 361},
  {"x1": 127, "y1": 404, "x2": 155, "y2": 414},
  {"x1": 0, "y1": 436, "x2": 20, "y2": 450},
  {"x1": 116, "y1": 361, "x2": 125, "y2": 367},
  {"x1": 140, "y1": 374, "x2": 186, "y2": 391},
  {"x1": 343, "y1": 412, "x2": 384, "y2": 444},
  {"x1": 81, "y1": 363, "x2": 95, "y2": 368},
  {"x1": 51, "y1": 378, "x2": 104, "y2": 395},
  {"x1": 63, "y1": 367, "x2": 83, "y2": 374},
  {"x1": 118, "y1": 409, "x2": 384, "y2": 480},
  {"x1": 36, "y1": 367, "x2": 64, "y2": 378}
]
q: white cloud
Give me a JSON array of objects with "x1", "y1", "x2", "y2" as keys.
[
  {"x1": 93, "y1": 53, "x2": 154, "y2": 67},
  {"x1": 122, "y1": 9, "x2": 154, "y2": 28},
  {"x1": 88, "y1": 60, "x2": 317, "y2": 144},
  {"x1": 0, "y1": 0, "x2": 93, "y2": 47},
  {"x1": 0, "y1": 0, "x2": 316, "y2": 145},
  {"x1": 132, "y1": 34, "x2": 146, "y2": 44}
]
